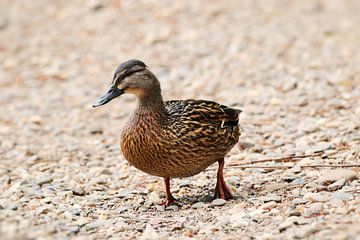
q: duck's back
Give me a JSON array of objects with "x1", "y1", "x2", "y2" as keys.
[
  {"x1": 165, "y1": 99, "x2": 240, "y2": 148},
  {"x1": 121, "y1": 100, "x2": 241, "y2": 178}
]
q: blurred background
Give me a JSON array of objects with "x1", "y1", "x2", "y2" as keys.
[
  {"x1": 1, "y1": 0, "x2": 360, "y2": 239},
  {"x1": 1, "y1": 0, "x2": 359, "y2": 161}
]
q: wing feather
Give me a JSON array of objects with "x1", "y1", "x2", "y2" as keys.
[{"x1": 164, "y1": 100, "x2": 241, "y2": 150}]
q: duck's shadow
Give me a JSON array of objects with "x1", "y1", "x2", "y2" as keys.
[{"x1": 165, "y1": 188, "x2": 245, "y2": 208}]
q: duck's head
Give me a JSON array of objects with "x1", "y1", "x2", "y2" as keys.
[{"x1": 93, "y1": 59, "x2": 161, "y2": 107}]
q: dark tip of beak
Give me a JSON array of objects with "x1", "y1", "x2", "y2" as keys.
[{"x1": 92, "y1": 86, "x2": 124, "y2": 108}]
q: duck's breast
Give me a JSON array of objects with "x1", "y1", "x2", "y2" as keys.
[{"x1": 120, "y1": 111, "x2": 175, "y2": 177}]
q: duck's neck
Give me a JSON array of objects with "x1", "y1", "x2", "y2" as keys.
[{"x1": 136, "y1": 91, "x2": 166, "y2": 114}]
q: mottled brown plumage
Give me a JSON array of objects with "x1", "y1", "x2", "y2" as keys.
[{"x1": 93, "y1": 59, "x2": 241, "y2": 206}]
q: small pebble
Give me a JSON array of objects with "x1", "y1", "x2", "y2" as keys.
[
  {"x1": 292, "y1": 198, "x2": 308, "y2": 205},
  {"x1": 166, "y1": 205, "x2": 179, "y2": 211},
  {"x1": 288, "y1": 210, "x2": 302, "y2": 217},
  {"x1": 260, "y1": 195, "x2": 282, "y2": 203},
  {"x1": 318, "y1": 169, "x2": 358, "y2": 185},
  {"x1": 327, "y1": 178, "x2": 346, "y2": 191},
  {"x1": 304, "y1": 203, "x2": 323, "y2": 217},
  {"x1": 85, "y1": 220, "x2": 109, "y2": 230},
  {"x1": 140, "y1": 224, "x2": 160, "y2": 240},
  {"x1": 260, "y1": 201, "x2": 277, "y2": 210},
  {"x1": 306, "y1": 142, "x2": 332, "y2": 154},
  {"x1": 279, "y1": 221, "x2": 293, "y2": 232},
  {"x1": 36, "y1": 177, "x2": 53, "y2": 186},
  {"x1": 72, "y1": 187, "x2": 86, "y2": 196},
  {"x1": 211, "y1": 199, "x2": 227, "y2": 206},
  {"x1": 192, "y1": 202, "x2": 206, "y2": 209}
]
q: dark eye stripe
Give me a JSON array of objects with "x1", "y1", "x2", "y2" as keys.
[
  {"x1": 114, "y1": 68, "x2": 144, "y2": 86},
  {"x1": 112, "y1": 73, "x2": 121, "y2": 85}
]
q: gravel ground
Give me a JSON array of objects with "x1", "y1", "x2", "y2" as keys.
[{"x1": 1, "y1": 0, "x2": 360, "y2": 239}]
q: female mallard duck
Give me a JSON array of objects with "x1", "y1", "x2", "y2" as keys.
[{"x1": 93, "y1": 59, "x2": 241, "y2": 206}]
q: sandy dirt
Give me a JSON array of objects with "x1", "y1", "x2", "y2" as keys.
[{"x1": 1, "y1": 0, "x2": 360, "y2": 239}]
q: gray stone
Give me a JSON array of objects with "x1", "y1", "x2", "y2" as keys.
[
  {"x1": 86, "y1": 220, "x2": 111, "y2": 230},
  {"x1": 335, "y1": 207, "x2": 348, "y2": 215},
  {"x1": 292, "y1": 178, "x2": 306, "y2": 185},
  {"x1": 306, "y1": 142, "x2": 332, "y2": 154},
  {"x1": 299, "y1": 121, "x2": 320, "y2": 134},
  {"x1": 140, "y1": 224, "x2": 160, "y2": 240},
  {"x1": 155, "y1": 205, "x2": 165, "y2": 212},
  {"x1": 291, "y1": 165, "x2": 302, "y2": 174},
  {"x1": 198, "y1": 194, "x2": 213, "y2": 202},
  {"x1": 294, "y1": 225, "x2": 317, "y2": 239},
  {"x1": 303, "y1": 192, "x2": 330, "y2": 202},
  {"x1": 327, "y1": 178, "x2": 346, "y2": 191},
  {"x1": 36, "y1": 177, "x2": 53, "y2": 186},
  {"x1": 264, "y1": 183, "x2": 288, "y2": 192},
  {"x1": 331, "y1": 191, "x2": 353, "y2": 200},
  {"x1": 286, "y1": 216, "x2": 300, "y2": 224},
  {"x1": 236, "y1": 186, "x2": 249, "y2": 199},
  {"x1": 166, "y1": 205, "x2": 179, "y2": 211},
  {"x1": 100, "y1": 169, "x2": 112, "y2": 175},
  {"x1": 282, "y1": 175, "x2": 296, "y2": 182},
  {"x1": 296, "y1": 218, "x2": 312, "y2": 225},
  {"x1": 192, "y1": 202, "x2": 206, "y2": 209},
  {"x1": 113, "y1": 220, "x2": 131, "y2": 232},
  {"x1": 249, "y1": 209, "x2": 265, "y2": 218},
  {"x1": 216, "y1": 215, "x2": 230, "y2": 227},
  {"x1": 92, "y1": 177, "x2": 107, "y2": 185},
  {"x1": 171, "y1": 223, "x2": 184, "y2": 231},
  {"x1": 117, "y1": 205, "x2": 132, "y2": 214},
  {"x1": 289, "y1": 210, "x2": 302, "y2": 217},
  {"x1": 36, "y1": 206, "x2": 50, "y2": 215},
  {"x1": 230, "y1": 214, "x2": 250, "y2": 227},
  {"x1": 117, "y1": 189, "x2": 136, "y2": 198},
  {"x1": 70, "y1": 209, "x2": 81, "y2": 216},
  {"x1": 260, "y1": 201, "x2": 277, "y2": 210},
  {"x1": 238, "y1": 141, "x2": 255, "y2": 149},
  {"x1": 273, "y1": 139, "x2": 284, "y2": 147},
  {"x1": 226, "y1": 176, "x2": 241, "y2": 185},
  {"x1": 304, "y1": 203, "x2": 323, "y2": 217},
  {"x1": 68, "y1": 226, "x2": 80, "y2": 234},
  {"x1": 260, "y1": 195, "x2": 282, "y2": 203},
  {"x1": 5, "y1": 202, "x2": 18, "y2": 210},
  {"x1": 87, "y1": 0, "x2": 106, "y2": 11},
  {"x1": 211, "y1": 199, "x2": 227, "y2": 206},
  {"x1": 40, "y1": 197, "x2": 52, "y2": 204},
  {"x1": 63, "y1": 211, "x2": 74, "y2": 221},
  {"x1": 279, "y1": 221, "x2": 293, "y2": 232},
  {"x1": 139, "y1": 207, "x2": 149, "y2": 212},
  {"x1": 291, "y1": 189, "x2": 302, "y2": 198},
  {"x1": 72, "y1": 187, "x2": 86, "y2": 196},
  {"x1": 292, "y1": 198, "x2": 308, "y2": 205},
  {"x1": 146, "y1": 191, "x2": 160, "y2": 206},
  {"x1": 318, "y1": 169, "x2": 358, "y2": 185},
  {"x1": 179, "y1": 179, "x2": 191, "y2": 188},
  {"x1": 89, "y1": 127, "x2": 103, "y2": 134}
]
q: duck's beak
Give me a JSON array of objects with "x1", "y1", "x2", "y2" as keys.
[{"x1": 92, "y1": 85, "x2": 124, "y2": 107}]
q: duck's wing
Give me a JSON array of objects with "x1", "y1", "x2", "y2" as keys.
[
  {"x1": 164, "y1": 100, "x2": 241, "y2": 148},
  {"x1": 165, "y1": 100, "x2": 241, "y2": 127}
]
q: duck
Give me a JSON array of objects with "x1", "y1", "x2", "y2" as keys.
[{"x1": 93, "y1": 59, "x2": 241, "y2": 206}]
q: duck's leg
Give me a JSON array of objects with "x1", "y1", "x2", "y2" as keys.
[
  {"x1": 159, "y1": 177, "x2": 177, "y2": 206},
  {"x1": 214, "y1": 158, "x2": 234, "y2": 200}
]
